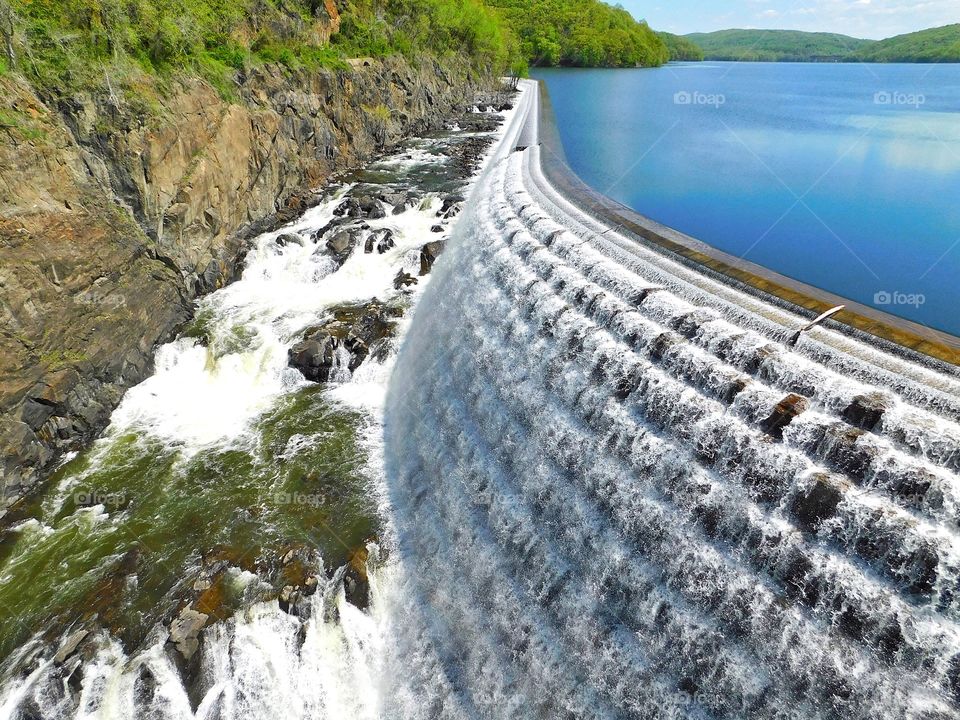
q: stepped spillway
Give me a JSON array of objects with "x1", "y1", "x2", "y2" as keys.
[{"x1": 383, "y1": 80, "x2": 960, "y2": 719}]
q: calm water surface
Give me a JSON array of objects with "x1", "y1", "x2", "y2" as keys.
[{"x1": 535, "y1": 63, "x2": 960, "y2": 336}]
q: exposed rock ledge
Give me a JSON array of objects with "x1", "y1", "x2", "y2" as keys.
[{"x1": 0, "y1": 55, "x2": 492, "y2": 514}]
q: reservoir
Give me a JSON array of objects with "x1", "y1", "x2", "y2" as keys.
[{"x1": 535, "y1": 63, "x2": 960, "y2": 336}]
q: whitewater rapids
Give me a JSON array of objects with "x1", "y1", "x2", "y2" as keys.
[{"x1": 382, "y1": 80, "x2": 960, "y2": 718}]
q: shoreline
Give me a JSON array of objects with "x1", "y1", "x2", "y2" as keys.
[{"x1": 533, "y1": 79, "x2": 960, "y2": 370}]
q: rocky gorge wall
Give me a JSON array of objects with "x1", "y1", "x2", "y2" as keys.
[{"x1": 0, "y1": 54, "x2": 490, "y2": 512}]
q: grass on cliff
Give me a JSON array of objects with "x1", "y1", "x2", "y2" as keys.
[{"x1": 0, "y1": 0, "x2": 521, "y2": 102}]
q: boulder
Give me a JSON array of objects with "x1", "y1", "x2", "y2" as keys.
[
  {"x1": 394, "y1": 270, "x2": 418, "y2": 290},
  {"x1": 357, "y1": 195, "x2": 386, "y2": 219},
  {"x1": 343, "y1": 545, "x2": 370, "y2": 609},
  {"x1": 789, "y1": 474, "x2": 845, "y2": 531},
  {"x1": 333, "y1": 197, "x2": 360, "y2": 217},
  {"x1": 842, "y1": 393, "x2": 892, "y2": 432},
  {"x1": 419, "y1": 240, "x2": 445, "y2": 275},
  {"x1": 288, "y1": 301, "x2": 398, "y2": 383},
  {"x1": 437, "y1": 195, "x2": 462, "y2": 219},
  {"x1": 279, "y1": 585, "x2": 304, "y2": 615},
  {"x1": 169, "y1": 607, "x2": 208, "y2": 660},
  {"x1": 333, "y1": 195, "x2": 385, "y2": 219},
  {"x1": 274, "y1": 233, "x2": 303, "y2": 247},
  {"x1": 761, "y1": 393, "x2": 809, "y2": 440},
  {"x1": 312, "y1": 217, "x2": 368, "y2": 242},
  {"x1": 53, "y1": 629, "x2": 89, "y2": 664},
  {"x1": 378, "y1": 190, "x2": 410, "y2": 210},
  {"x1": 324, "y1": 226, "x2": 367, "y2": 263},
  {"x1": 364, "y1": 228, "x2": 395, "y2": 254}
]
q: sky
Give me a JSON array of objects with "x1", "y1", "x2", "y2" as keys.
[{"x1": 626, "y1": 0, "x2": 960, "y2": 40}]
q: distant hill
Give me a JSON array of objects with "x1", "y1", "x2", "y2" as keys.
[
  {"x1": 682, "y1": 25, "x2": 960, "y2": 63},
  {"x1": 657, "y1": 32, "x2": 704, "y2": 61},
  {"x1": 684, "y1": 29, "x2": 872, "y2": 62},
  {"x1": 855, "y1": 24, "x2": 960, "y2": 62}
]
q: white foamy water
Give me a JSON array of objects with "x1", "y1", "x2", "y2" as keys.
[
  {"x1": 0, "y1": 91, "x2": 521, "y2": 720},
  {"x1": 382, "y1": 80, "x2": 960, "y2": 719},
  {"x1": 9, "y1": 75, "x2": 960, "y2": 720}
]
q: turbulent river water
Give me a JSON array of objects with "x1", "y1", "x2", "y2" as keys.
[
  {"x1": 5, "y1": 77, "x2": 960, "y2": 720},
  {"x1": 0, "y1": 99, "x2": 515, "y2": 719}
]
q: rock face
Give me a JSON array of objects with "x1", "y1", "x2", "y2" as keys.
[
  {"x1": 288, "y1": 301, "x2": 398, "y2": 383},
  {"x1": 0, "y1": 55, "x2": 488, "y2": 513}
]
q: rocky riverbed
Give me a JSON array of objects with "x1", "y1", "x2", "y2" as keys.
[
  {"x1": 0, "y1": 92, "x2": 514, "y2": 719},
  {"x1": 0, "y1": 53, "x2": 507, "y2": 515}
]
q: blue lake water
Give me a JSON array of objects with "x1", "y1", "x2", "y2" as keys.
[{"x1": 534, "y1": 63, "x2": 960, "y2": 337}]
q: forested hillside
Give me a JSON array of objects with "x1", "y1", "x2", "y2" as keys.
[
  {"x1": 856, "y1": 24, "x2": 960, "y2": 62},
  {"x1": 657, "y1": 31, "x2": 703, "y2": 61},
  {"x1": 488, "y1": 0, "x2": 667, "y2": 67},
  {"x1": 684, "y1": 25, "x2": 960, "y2": 63},
  {"x1": 685, "y1": 29, "x2": 871, "y2": 61},
  {"x1": 0, "y1": 0, "x2": 670, "y2": 102},
  {"x1": 0, "y1": 0, "x2": 521, "y2": 99}
]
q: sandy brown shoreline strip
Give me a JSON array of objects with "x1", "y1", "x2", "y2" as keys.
[{"x1": 533, "y1": 80, "x2": 960, "y2": 368}]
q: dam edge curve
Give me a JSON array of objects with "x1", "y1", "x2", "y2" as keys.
[
  {"x1": 532, "y1": 78, "x2": 960, "y2": 371},
  {"x1": 382, "y1": 78, "x2": 960, "y2": 717}
]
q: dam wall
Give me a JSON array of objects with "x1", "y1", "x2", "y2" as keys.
[{"x1": 383, "y1": 79, "x2": 960, "y2": 719}]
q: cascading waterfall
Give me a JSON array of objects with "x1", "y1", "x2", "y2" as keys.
[{"x1": 383, "y1": 80, "x2": 960, "y2": 719}]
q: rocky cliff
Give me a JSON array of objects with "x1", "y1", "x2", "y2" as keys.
[{"x1": 0, "y1": 54, "x2": 487, "y2": 512}]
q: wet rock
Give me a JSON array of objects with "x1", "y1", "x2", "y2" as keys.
[
  {"x1": 334, "y1": 195, "x2": 385, "y2": 219},
  {"x1": 288, "y1": 336, "x2": 340, "y2": 383},
  {"x1": 288, "y1": 301, "x2": 397, "y2": 383},
  {"x1": 333, "y1": 197, "x2": 360, "y2": 217},
  {"x1": 419, "y1": 240, "x2": 445, "y2": 275},
  {"x1": 394, "y1": 270, "x2": 418, "y2": 290},
  {"x1": 357, "y1": 195, "x2": 386, "y2": 219},
  {"x1": 789, "y1": 474, "x2": 845, "y2": 532},
  {"x1": 343, "y1": 545, "x2": 370, "y2": 609},
  {"x1": 274, "y1": 233, "x2": 303, "y2": 247},
  {"x1": 325, "y1": 228, "x2": 362, "y2": 262},
  {"x1": 760, "y1": 393, "x2": 809, "y2": 440},
  {"x1": 279, "y1": 584, "x2": 304, "y2": 615},
  {"x1": 364, "y1": 228, "x2": 395, "y2": 254},
  {"x1": 312, "y1": 217, "x2": 368, "y2": 242},
  {"x1": 169, "y1": 607, "x2": 208, "y2": 660},
  {"x1": 821, "y1": 425, "x2": 880, "y2": 481},
  {"x1": 53, "y1": 629, "x2": 89, "y2": 664},
  {"x1": 842, "y1": 393, "x2": 892, "y2": 432},
  {"x1": 437, "y1": 195, "x2": 462, "y2": 219},
  {"x1": 379, "y1": 190, "x2": 420, "y2": 214}
]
